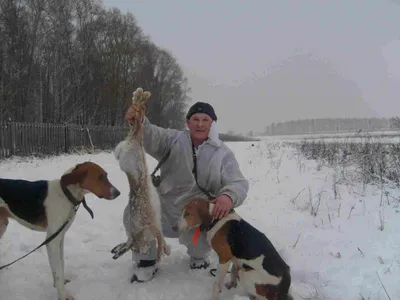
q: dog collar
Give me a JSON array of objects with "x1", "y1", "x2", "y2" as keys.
[
  {"x1": 60, "y1": 182, "x2": 94, "y2": 219},
  {"x1": 198, "y1": 208, "x2": 236, "y2": 232},
  {"x1": 199, "y1": 219, "x2": 218, "y2": 232},
  {"x1": 192, "y1": 208, "x2": 235, "y2": 246}
]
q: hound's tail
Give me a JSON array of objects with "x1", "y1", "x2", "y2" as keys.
[{"x1": 277, "y1": 266, "x2": 293, "y2": 300}]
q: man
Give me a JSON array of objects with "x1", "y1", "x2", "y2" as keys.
[{"x1": 124, "y1": 100, "x2": 249, "y2": 282}]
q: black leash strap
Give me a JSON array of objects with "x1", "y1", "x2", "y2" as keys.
[
  {"x1": 0, "y1": 216, "x2": 72, "y2": 270},
  {"x1": 60, "y1": 184, "x2": 94, "y2": 219},
  {"x1": 0, "y1": 182, "x2": 94, "y2": 271},
  {"x1": 191, "y1": 141, "x2": 235, "y2": 278},
  {"x1": 191, "y1": 142, "x2": 214, "y2": 200},
  {"x1": 192, "y1": 141, "x2": 235, "y2": 232},
  {"x1": 81, "y1": 199, "x2": 94, "y2": 219},
  {"x1": 150, "y1": 137, "x2": 181, "y2": 186},
  {"x1": 151, "y1": 148, "x2": 172, "y2": 179},
  {"x1": 210, "y1": 268, "x2": 217, "y2": 276},
  {"x1": 209, "y1": 267, "x2": 231, "y2": 277}
]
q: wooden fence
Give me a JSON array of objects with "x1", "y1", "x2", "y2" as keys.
[
  {"x1": 0, "y1": 122, "x2": 129, "y2": 160},
  {"x1": 0, "y1": 121, "x2": 259, "y2": 160}
]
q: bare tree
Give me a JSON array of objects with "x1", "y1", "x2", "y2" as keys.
[
  {"x1": 132, "y1": 41, "x2": 190, "y2": 129},
  {"x1": 0, "y1": 0, "x2": 191, "y2": 128},
  {"x1": 390, "y1": 116, "x2": 400, "y2": 129}
]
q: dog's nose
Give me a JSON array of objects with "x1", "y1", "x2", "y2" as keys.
[{"x1": 110, "y1": 187, "x2": 121, "y2": 199}]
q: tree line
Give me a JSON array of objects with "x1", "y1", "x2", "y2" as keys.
[
  {"x1": 0, "y1": 0, "x2": 190, "y2": 129},
  {"x1": 263, "y1": 117, "x2": 400, "y2": 136}
]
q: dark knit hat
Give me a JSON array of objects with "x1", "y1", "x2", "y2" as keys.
[{"x1": 186, "y1": 102, "x2": 217, "y2": 121}]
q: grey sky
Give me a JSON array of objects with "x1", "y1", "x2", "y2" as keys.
[{"x1": 102, "y1": 0, "x2": 400, "y2": 134}]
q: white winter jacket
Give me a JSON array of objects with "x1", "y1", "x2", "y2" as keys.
[{"x1": 142, "y1": 117, "x2": 249, "y2": 237}]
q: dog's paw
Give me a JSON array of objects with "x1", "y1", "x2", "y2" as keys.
[{"x1": 225, "y1": 280, "x2": 237, "y2": 290}]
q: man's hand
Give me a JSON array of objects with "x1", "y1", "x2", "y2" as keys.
[
  {"x1": 210, "y1": 194, "x2": 233, "y2": 219},
  {"x1": 124, "y1": 87, "x2": 151, "y2": 125},
  {"x1": 124, "y1": 103, "x2": 146, "y2": 125}
]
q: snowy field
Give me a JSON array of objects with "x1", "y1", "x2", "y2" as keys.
[{"x1": 1, "y1": 140, "x2": 400, "y2": 300}]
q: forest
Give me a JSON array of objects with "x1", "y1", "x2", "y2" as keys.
[{"x1": 0, "y1": 0, "x2": 190, "y2": 129}]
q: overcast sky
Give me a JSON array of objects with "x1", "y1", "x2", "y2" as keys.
[{"x1": 102, "y1": 0, "x2": 400, "y2": 134}]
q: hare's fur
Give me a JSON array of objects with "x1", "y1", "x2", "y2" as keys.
[{"x1": 111, "y1": 88, "x2": 170, "y2": 262}]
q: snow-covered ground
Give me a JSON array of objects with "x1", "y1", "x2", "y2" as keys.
[
  {"x1": 1, "y1": 140, "x2": 399, "y2": 300},
  {"x1": 258, "y1": 131, "x2": 400, "y2": 144}
]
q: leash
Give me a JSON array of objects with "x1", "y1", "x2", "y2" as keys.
[
  {"x1": 209, "y1": 267, "x2": 232, "y2": 277},
  {"x1": 209, "y1": 268, "x2": 217, "y2": 277},
  {"x1": 150, "y1": 134, "x2": 181, "y2": 187},
  {"x1": 151, "y1": 148, "x2": 172, "y2": 187},
  {"x1": 191, "y1": 141, "x2": 236, "y2": 214},
  {"x1": 0, "y1": 183, "x2": 94, "y2": 270},
  {"x1": 192, "y1": 140, "x2": 234, "y2": 279},
  {"x1": 191, "y1": 142, "x2": 214, "y2": 200},
  {"x1": 0, "y1": 214, "x2": 73, "y2": 270}
]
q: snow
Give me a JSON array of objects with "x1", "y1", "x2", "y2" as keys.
[
  {"x1": 258, "y1": 131, "x2": 400, "y2": 144},
  {"x1": 1, "y1": 140, "x2": 400, "y2": 300}
]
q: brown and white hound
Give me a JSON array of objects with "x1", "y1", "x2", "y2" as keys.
[
  {"x1": 173, "y1": 198, "x2": 293, "y2": 300},
  {"x1": 0, "y1": 162, "x2": 120, "y2": 300}
]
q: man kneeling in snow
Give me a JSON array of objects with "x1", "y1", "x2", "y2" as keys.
[{"x1": 124, "y1": 101, "x2": 249, "y2": 282}]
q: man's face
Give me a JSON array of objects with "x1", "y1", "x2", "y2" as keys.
[{"x1": 186, "y1": 113, "x2": 213, "y2": 141}]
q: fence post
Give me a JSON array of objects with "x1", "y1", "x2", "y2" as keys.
[
  {"x1": 86, "y1": 127, "x2": 94, "y2": 150},
  {"x1": 64, "y1": 123, "x2": 69, "y2": 153},
  {"x1": 9, "y1": 121, "x2": 16, "y2": 156}
]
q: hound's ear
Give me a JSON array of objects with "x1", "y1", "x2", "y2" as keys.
[
  {"x1": 197, "y1": 201, "x2": 213, "y2": 226},
  {"x1": 61, "y1": 168, "x2": 88, "y2": 186}
]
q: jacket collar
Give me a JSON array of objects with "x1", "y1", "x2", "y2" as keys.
[{"x1": 207, "y1": 121, "x2": 221, "y2": 147}]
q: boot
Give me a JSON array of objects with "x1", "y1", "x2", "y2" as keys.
[{"x1": 130, "y1": 259, "x2": 158, "y2": 283}]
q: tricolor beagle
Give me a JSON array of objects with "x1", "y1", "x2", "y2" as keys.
[
  {"x1": 0, "y1": 162, "x2": 120, "y2": 300},
  {"x1": 173, "y1": 198, "x2": 293, "y2": 300}
]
